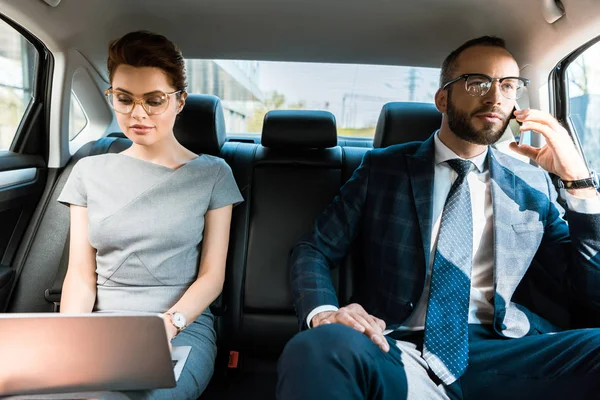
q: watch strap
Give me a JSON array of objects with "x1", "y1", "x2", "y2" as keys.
[{"x1": 558, "y1": 170, "x2": 599, "y2": 190}]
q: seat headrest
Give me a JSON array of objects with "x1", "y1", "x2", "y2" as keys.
[
  {"x1": 373, "y1": 102, "x2": 442, "y2": 148},
  {"x1": 174, "y1": 94, "x2": 226, "y2": 156},
  {"x1": 262, "y1": 110, "x2": 337, "y2": 149}
]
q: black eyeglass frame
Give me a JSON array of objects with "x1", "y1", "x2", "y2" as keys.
[{"x1": 442, "y1": 73, "x2": 530, "y2": 99}]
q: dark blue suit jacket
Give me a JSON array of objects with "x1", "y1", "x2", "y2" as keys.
[{"x1": 290, "y1": 135, "x2": 600, "y2": 337}]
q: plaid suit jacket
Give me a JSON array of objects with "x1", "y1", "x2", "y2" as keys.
[{"x1": 290, "y1": 134, "x2": 600, "y2": 336}]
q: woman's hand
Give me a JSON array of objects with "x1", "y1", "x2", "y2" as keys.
[{"x1": 163, "y1": 313, "x2": 178, "y2": 351}]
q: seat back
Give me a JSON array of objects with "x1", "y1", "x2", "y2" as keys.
[
  {"x1": 373, "y1": 102, "x2": 442, "y2": 148},
  {"x1": 226, "y1": 110, "x2": 346, "y2": 357}
]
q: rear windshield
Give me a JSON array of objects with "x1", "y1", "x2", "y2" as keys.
[{"x1": 186, "y1": 59, "x2": 440, "y2": 138}]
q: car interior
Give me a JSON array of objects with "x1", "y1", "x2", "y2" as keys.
[{"x1": 0, "y1": 0, "x2": 599, "y2": 398}]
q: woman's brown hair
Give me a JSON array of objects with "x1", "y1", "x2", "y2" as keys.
[{"x1": 107, "y1": 31, "x2": 187, "y2": 95}]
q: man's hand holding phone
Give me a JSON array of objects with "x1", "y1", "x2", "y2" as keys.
[
  {"x1": 311, "y1": 303, "x2": 390, "y2": 352},
  {"x1": 509, "y1": 108, "x2": 596, "y2": 198}
]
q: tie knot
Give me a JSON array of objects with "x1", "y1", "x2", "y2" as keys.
[{"x1": 446, "y1": 159, "x2": 474, "y2": 180}]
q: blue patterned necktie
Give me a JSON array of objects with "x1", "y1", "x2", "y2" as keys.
[{"x1": 423, "y1": 158, "x2": 474, "y2": 385}]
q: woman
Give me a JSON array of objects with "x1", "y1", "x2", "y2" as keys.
[{"x1": 58, "y1": 31, "x2": 243, "y2": 399}]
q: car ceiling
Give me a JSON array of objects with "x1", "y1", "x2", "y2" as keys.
[{"x1": 1, "y1": 0, "x2": 599, "y2": 79}]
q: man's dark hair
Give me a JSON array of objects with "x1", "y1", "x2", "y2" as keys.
[{"x1": 440, "y1": 36, "x2": 513, "y2": 88}]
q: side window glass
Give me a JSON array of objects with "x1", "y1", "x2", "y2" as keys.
[
  {"x1": 568, "y1": 40, "x2": 600, "y2": 170},
  {"x1": 69, "y1": 92, "x2": 87, "y2": 140},
  {"x1": 0, "y1": 19, "x2": 37, "y2": 150}
]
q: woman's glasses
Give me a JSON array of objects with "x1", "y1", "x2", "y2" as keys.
[{"x1": 104, "y1": 88, "x2": 182, "y2": 115}]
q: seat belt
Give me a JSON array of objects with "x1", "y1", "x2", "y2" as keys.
[
  {"x1": 44, "y1": 232, "x2": 70, "y2": 312},
  {"x1": 89, "y1": 136, "x2": 119, "y2": 156}
]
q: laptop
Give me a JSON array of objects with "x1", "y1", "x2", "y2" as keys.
[{"x1": 0, "y1": 313, "x2": 188, "y2": 397}]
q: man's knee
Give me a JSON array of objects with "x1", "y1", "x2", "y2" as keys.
[
  {"x1": 279, "y1": 323, "x2": 373, "y2": 369},
  {"x1": 571, "y1": 328, "x2": 600, "y2": 366}
]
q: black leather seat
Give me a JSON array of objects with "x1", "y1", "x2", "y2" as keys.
[
  {"x1": 204, "y1": 110, "x2": 365, "y2": 398},
  {"x1": 175, "y1": 94, "x2": 227, "y2": 156},
  {"x1": 374, "y1": 101, "x2": 442, "y2": 148},
  {"x1": 207, "y1": 103, "x2": 444, "y2": 398},
  {"x1": 228, "y1": 110, "x2": 343, "y2": 356}
]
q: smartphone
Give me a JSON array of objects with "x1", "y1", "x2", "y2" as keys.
[{"x1": 510, "y1": 104, "x2": 528, "y2": 145}]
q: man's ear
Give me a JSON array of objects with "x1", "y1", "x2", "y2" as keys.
[{"x1": 435, "y1": 88, "x2": 447, "y2": 113}]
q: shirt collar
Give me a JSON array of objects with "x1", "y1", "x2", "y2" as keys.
[{"x1": 434, "y1": 131, "x2": 488, "y2": 173}]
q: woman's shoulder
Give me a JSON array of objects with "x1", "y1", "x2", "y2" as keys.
[
  {"x1": 191, "y1": 154, "x2": 230, "y2": 171},
  {"x1": 72, "y1": 153, "x2": 115, "y2": 172}
]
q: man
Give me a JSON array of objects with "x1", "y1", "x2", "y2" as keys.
[{"x1": 277, "y1": 36, "x2": 600, "y2": 400}]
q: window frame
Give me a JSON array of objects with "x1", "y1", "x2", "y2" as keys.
[
  {"x1": 0, "y1": 12, "x2": 52, "y2": 155},
  {"x1": 552, "y1": 34, "x2": 600, "y2": 170}
]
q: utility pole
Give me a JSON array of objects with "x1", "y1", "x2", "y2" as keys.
[{"x1": 407, "y1": 68, "x2": 417, "y2": 102}]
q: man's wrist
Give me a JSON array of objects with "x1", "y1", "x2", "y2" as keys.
[
  {"x1": 311, "y1": 311, "x2": 333, "y2": 327},
  {"x1": 307, "y1": 305, "x2": 339, "y2": 328},
  {"x1": 558, "y1": 165, "x2": 592, "y2": 182}
]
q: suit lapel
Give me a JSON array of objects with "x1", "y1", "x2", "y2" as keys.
[
  {"x1": 489, "y1": 148, "x2": 544, "y2": 332},
  {"x1": 489, "y1": 149, "x2": 516, "y2": 293},
  {"x1": 406, "y1": 136, "x2": 436, "y2": 270}
]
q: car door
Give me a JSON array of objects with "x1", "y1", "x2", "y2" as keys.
[{"x1": 0, "y1": 15, "x2": 51, "y2": 311}]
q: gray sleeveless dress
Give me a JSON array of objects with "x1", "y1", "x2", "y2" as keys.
[{"x1": 57, "y1": 153, "x2": 243, "y2": 400}]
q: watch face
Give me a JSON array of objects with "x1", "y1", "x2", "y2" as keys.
[{"x1": 173, "y1": 312, "x2": 186, "y2": 328}]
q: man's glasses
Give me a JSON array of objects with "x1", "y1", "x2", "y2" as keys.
[
  {"x1": 104, "y1": 88, "x2": 182, "y2": 115},
  {"x1": 442, "y1": 74, "x2": 530, "y2": 100}
]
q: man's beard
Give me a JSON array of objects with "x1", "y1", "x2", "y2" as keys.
[{"x1": 446, "y1": 92, "x2": 510, "y2": 146}]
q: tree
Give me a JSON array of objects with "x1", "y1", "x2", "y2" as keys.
[
  {"x1": 266, "y1": 91, "x2": 286, "y2": 109},
  {"x1": 569, "y1": 54, "x2": 589, "y2": 95},
  {"x1": 246, "y1": 91, "x2": 310, "y2": 132},
  {"x1": 288, "y1": 100, "x2": 306, "y2": 110},
  {"x1": 246, "y1": 91, "x2": 286, "y2": 132}
]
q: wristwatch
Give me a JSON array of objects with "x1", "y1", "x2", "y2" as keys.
[
  {"x1": 166, "y1": 311, "x2": 187, "y2": 333},
  {"x1": 558, "y1": 170, "x2": 599, "y2": 190}
]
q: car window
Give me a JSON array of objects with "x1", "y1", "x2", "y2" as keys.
[
  {"x1": 186, "y1": 59, "x2": 440, "y2": 138},
  {"x1": 567, "y1": 40, "x2": 600, "y2": 170},
  {"x1": 69, "y1": 92, "x2": 87, "y2": 141},
  {"x1": 0, "y1": 19, "x2": 37, "y2": 151}
]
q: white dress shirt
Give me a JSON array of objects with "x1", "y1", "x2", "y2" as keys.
[
  {"x1": 307, "y1": 132, "x2": 600, "y2": 329},
  {"x1": 399, "y1": 133, "x2": 493, "y2": 330}
]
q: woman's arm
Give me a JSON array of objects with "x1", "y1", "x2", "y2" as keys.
[
  {"x1": 60, "y1": 205, "x2": 97, "y2": 313},
  {"x1": 163, "y1": 204, "x2": 233, "y2": 338}
]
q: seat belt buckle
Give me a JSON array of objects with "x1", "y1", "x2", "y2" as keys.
[
  {"x1": 228, "y1": 350, "x2": 239, "y2": 368},
  {"x1": 44, "y1": 288, "x2": 61, "y2": 312}
]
